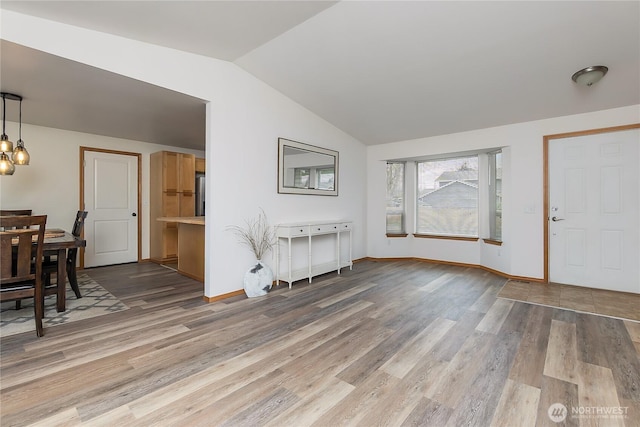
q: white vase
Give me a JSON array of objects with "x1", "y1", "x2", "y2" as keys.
[{"x1": 243, "y1": 260, "x2": 273, "y2": 298}]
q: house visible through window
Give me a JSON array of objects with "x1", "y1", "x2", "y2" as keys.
[
  {"x1": 386, "y1": 162, "x2": 405, "y2": 234},
  {"x1": 417, "y1": 156, "x2": 478, "y2": 237}
]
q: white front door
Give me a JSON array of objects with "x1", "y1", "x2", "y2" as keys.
[
  {"x1": 83, "y1": 150, "x2": 139, "y2": 267},
  {"x1": 548, "y1": 128, "x2": 639, "y2": 294}
]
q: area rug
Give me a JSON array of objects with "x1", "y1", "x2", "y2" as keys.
[{"x1": 1, "y1": 274, "x2": 129, "y2": 337}]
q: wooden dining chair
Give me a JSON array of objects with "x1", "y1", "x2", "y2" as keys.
[
  {"x1": 42, "y1": 211, "x2": 88, "y2": 299},
  {"x1": 0, "y1": 215, "x2": 47, "y2": 337}
]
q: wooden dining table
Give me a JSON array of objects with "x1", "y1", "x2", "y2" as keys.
[{"x1": 41, "y1": 229, "x2": 86, "y2": 312}]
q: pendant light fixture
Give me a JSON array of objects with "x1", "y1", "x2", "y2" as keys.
[
  {"x1": 0, "y1": 93, "x2": 15, "y2": 154},
  {"x1": 12, "y1": 98, "x2": 30, "y2": 165},
  {"x1": 0, "y1": 92, "x2": 27, "y2": 176},
  {"x1": 0, "y1": 152, "x2": 15, "y2": 175}
]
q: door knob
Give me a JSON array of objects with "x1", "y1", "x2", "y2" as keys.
[
  {"x1": 551, "y1": 216, "x2": 564, "y2": 222},
  {"x1": 132, "y1": 213, "x2": 137, "y2": 217}
]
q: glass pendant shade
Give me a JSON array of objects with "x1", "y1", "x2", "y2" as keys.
[
  {"x1": 0, "y1": 135, "x2": 13, "y2": 153},
  {"x1": 12, "y1": 140, "x2": 30, "y2": 165},
  {"x1": 0, "y1": 151, "x2": 15, "y2": 175}
]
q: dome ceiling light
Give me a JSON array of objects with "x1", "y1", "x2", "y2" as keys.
[{"x1": 571, "y1": 65, "x2": 608, "y2": 87}]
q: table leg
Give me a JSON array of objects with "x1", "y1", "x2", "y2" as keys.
[{"x1": 56, "y1": 248, "x2": 67, "y2": 312}]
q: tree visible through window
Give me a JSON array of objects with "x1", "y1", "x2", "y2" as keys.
[
  {"x1": 386, "y1": 162, "x2": 405, "y2": 234},
  {"x1": 417, "y1": 156, "x2": 478, "y2": 237}
]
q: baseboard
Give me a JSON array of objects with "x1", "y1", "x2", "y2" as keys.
[
  {"x1": 202, "y1": 255, "x2": 541, "y2": 304},
  {"x1": 203, "y1": 289, "x2": 245, "y2": 303},
  {"x1": 362, "y1": 256, "x2": 544, "y2": 283}
]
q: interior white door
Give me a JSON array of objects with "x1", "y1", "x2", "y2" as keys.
[
  {"x1": 84, "y1": 150, "x2": 138, "y2": 267},
  {"x1": 549, "y1": 128, "x2": 639, "y2": 294}
]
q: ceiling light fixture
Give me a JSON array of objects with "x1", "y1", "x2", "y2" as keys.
[
  {"x1": 0, "y1": 92, "x2": 27, "y2": 175},
  {"x1": 571, "y1": 65, "x2": 608, "y2": 87},
  {"x1": 0, "y1": 93, "x2": 15, "y2": 154},
  {"x1": 12, "y1": 98, "x2": 30, "y2": 165}
]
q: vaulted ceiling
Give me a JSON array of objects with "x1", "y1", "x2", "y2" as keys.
[{"x1": 1, "y1": 1, "x2": 638, "y2": 150}]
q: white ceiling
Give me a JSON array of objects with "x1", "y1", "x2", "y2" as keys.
[{"x1": 1, "y1": 1, "x2": 639, "y2": 150}]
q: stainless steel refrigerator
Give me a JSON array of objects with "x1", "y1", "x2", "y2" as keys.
[{"x1": 195, "y1": 173, "x2": 205, "y2": 216}]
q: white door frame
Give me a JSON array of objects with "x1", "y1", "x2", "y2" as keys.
[
  {"x1": 543, "y1": 123, "x2": 640, "y2": 283},
  {"x1": 79, "y1": 146, "x2": 142, "y2": 268}
]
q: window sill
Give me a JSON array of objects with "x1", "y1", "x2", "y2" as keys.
[
  {"x1": 413, "y1": 234, "x2": 479, "y2": 242},
  {"x1": 386, "y1": 233, "x2": 408, "y2": 238},
  {"x1": 482, "y1": 238, "x2": 503, "y2": 246}
]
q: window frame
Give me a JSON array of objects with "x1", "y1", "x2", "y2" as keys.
[
  {"x1": 385, "y1": 161, "x2": 407, "y2": 236},
  {"x1": 487, "y1": 149, "x2": 503, "y2": 242},
  {"x1": 414, "y1": 155, "x2": 480, "y2": 238}
]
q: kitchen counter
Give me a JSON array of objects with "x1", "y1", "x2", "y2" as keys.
[
  {"x1": 157, "y1": 216, "x2": 205, "y2": 225},
  {"x1": 157, "y1": 217, "x2": 205, "y2": 282}
]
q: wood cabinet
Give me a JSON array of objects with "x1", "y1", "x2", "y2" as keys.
[
  {"x1": 150, "y1": 151, "x2": 195, "y2": 262},
  {"x1": 195, "y1": 157, "x2": 206, "y2": 173},
  {"x1": 157, "y1": 217, "x2": 205, "y2": 282}
]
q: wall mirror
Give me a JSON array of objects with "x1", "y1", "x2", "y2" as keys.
[{"x1": 278, "y1": 138, "x2": 338, "y2": 196}]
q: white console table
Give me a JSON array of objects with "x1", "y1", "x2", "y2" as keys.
[{"x1": 275, "y1": 220, "x2": 353, "y2": 288}]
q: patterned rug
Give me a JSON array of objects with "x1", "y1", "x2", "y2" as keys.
[{"x1": 1, "y1": 274, "x2": 128, "y2": 337}]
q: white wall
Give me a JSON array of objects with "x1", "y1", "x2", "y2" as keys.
[
  {"x1": 367, "y1": 105, "x2": 640, "y2": 280},
  {"x1": 1, "y1": 11, "x2": 368, "y2": 298},
  {"x1": 0, "y1": 122, "x2": 204, "y2": 259}
]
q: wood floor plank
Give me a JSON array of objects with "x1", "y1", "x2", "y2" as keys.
[
  {"x1": 469, "y1": 279, "x2": 505, "y2": 313},
  {"x1": 264, "y1": 376, "x2": 354, "y2": 427},
  {"x1": 576, "y1": 313, "x2": 640, "y2": 401},
  {"x1": 543, "y1": 319, "x2": 578, "y2": 385},
  {"x1": 443, "y1": 329, "x2": 521, "y2": 427},
  {"x1": 418, "y1": 272, "x2": 457, "y2": 293},
  {"x1": 25, "y1": 407, "x2": 82, "y2": 427},
  {"x1": 178, "y1": 368, "x2": 292, "y2": 426},
  {"x1": 428, "y1": 308, "x2": 485, "y2": 362},
  {"x1": 424, "y1": 330, "x2": 495, "y2": 407},
  {"x1": 336, "y1": 317, "x2": 439, "y2": 387},
  {"x1": 358, "y1": 354, "x2": 450, "y2": 427},
  {"x1": 219, "y1": 387, "x2": 301, "y2": 427},
  {"x1": 380, "y1": 317, "x2": 455, "y2": 379},
  {"x1": 576, "y1": 361, "x2": 625, "y2": 427},
  {"x1": 475, "y1": 298, "x2": 514, "y2": 334},
  {"x1": 400, "y1": 397, "x2": 453, "y2": 427},
  {"x1": 536, "y1": 375, "x2": 580, "y2": 427},
  {"x1": 489, "y1": 379, "x2": 540, "y2": 427},
  {"x1": 309, "y1": 370, "x2": 401, "y2": 427},
  {"x1": 508, "y1": 304, "x2": 553, "y2": 388}
]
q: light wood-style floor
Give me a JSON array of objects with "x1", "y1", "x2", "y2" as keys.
[{"x1": 1, "y1": 260, "x2": 639, "y2": 426}]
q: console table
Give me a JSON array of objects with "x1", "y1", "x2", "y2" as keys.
[{"x1": 275, "y1": 220, "x2": 353, "y2": 288}]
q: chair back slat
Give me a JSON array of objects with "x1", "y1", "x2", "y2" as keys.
[
  {"x1": 0, "y1": 209, "x2": 33, "y2": 216},
  {"x1": 0, "y1": 236, "x2": 12, "y2": 277},
  {"x1": 0, "y1": 210, "x2": 34, "y2": 230},
  {"x1": 72, "y1": 211, "x2": 88, "y2": 237}
]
